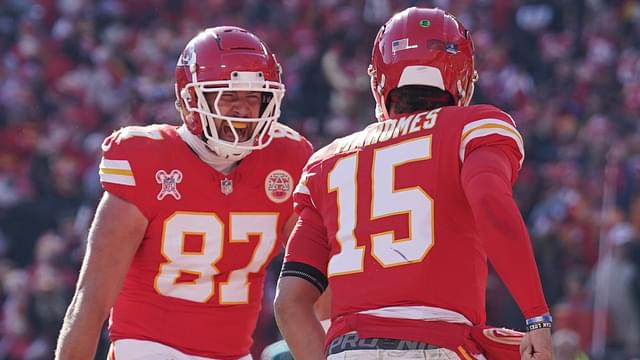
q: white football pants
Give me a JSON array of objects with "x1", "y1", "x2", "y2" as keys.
[{"x1": 109, "y1": 339, "x2": 253, "y2": 360}]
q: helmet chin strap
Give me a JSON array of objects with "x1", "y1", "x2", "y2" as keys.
[
  {"x1": 206, "y1": 140, "x2": 252, "y2": 162},
  {"x1": 178, "y1": 125, "x2": 248, "y2": 175}
]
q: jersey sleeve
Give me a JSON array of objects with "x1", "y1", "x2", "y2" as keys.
[
  {"x1": 281, "y1": 206, "x2": 330, "y2": 293},
  {"x1": 290, "y1": 136, "x2": 314, "y2": 188},
  {"x1": 459, "y1": 105, "x2": 525, "y2": 184},
  {"x1": 461, "y1": 144, "x2": 549, "y2": 319},
  {"x1": 282, "y1": 150, "x2": 331, "y2": 290},
  {"x1": 291, "y1": 140, "x2": 339, "y2": 215},
  {"x1": 99, "y1": 127, "x2": 160, "y2": 218},
  {"x1": 292, "y1": 170, "x2": 316, "y2": 216}
]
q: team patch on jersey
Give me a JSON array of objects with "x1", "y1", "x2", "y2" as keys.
[
  {"x1": 155, "y1": 169, "x2": 183, "y2": 200},
  {"x1": 265, "y1": 170, "x2": 293, "y2": 203},
  {"x1": 99, "y1": 159, "x2": 135, "y2": 186}
]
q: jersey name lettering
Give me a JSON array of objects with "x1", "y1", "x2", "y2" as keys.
[{"x1": 336, "y1": 109, "x2": 440, "y2": 153}]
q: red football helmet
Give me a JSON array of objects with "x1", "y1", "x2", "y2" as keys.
[
  {"x1": 175, "y1": 26, "x2": 285, "y2": 160},
  {"x1": 369, "y1": 7, "x2": 478, "y2": 120}
]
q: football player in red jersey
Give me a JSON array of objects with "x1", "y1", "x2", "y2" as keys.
[
  {"x1": 55, "y1": 26, "x2": 313, "y2": 360},
  {"x1": 274, "y1": 7, "x2": 552, "y2": 360}
]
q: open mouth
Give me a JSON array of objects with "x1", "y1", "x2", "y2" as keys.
[{"x1": 220, "y1": 122, "x2": 252, "y2": 142}]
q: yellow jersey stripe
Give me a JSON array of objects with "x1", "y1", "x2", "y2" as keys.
[
  {"x1": 461, "y1": 123, "x2": 523, "y2": 144},
  {"x1": 99, "y1": 158, "x2": 132, "y2": 171},
  {"x1": 99, "y1": 173, "x2": 136, "y2": 186},
  {"x1": 459, "y1": 127, "x2": 525, "y2": 167},
  {"x1": 99, "y1": 167, "x2": 133, "y2": 176}
]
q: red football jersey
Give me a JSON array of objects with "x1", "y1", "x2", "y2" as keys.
[
  {"x1": 286, "y1": 104, "x2": 536, "y2": 328},
  {"x1": 99, "y1": 124, "x2": 312, "y2": 359}
]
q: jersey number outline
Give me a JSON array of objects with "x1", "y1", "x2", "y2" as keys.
[
  {"x1": 327, "y1": 136, "x2": 434, "y2": 277},
  {"x1": 154, "y1": 212, "x2": 279, "y2": 303}
]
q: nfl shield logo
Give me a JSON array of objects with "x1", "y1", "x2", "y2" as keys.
[{"x1": 220, "y1": 178, "x2": 233, "y2": 195}]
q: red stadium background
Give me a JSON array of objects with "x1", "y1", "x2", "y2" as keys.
[{"x1": 0, "y1": 0, "x2": 638, "y2": 359}]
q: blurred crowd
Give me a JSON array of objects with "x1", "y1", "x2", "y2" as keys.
[{"x1": 0, "y1": 0, "x2": 638, "y2": 359}]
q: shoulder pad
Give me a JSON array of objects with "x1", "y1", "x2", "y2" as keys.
[
  {"x1": 101, "y1": 125, "x2": 165, "y2": 152},
  {"x1": 465, "y1": 104, "x2": 517, "y2": 127},
  {"x1": 270, "y1": 123, "x2": 302, "y2": 142}
]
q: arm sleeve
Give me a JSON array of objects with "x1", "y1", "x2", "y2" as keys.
[
  {"x1": 461, "y1": 145, "x2": 549, "y2": 318},
  {"x1": 281, "y1": 206, "x2": 330, "y2": 292}
]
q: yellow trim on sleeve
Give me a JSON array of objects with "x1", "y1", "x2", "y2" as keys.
[
  {"x1": 461, "y1": 123, "x2": 523, "y2": 144},
  {"x1": 100, "y1": 167, "x2": 133, "y2": 176}
]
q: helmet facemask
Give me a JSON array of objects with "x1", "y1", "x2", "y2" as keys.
[
  {"x1": 181, "y1": 71, "x2": 285, "y2": 161},
  {"x1": 175, "y1": 26, "x2": 286, "y2": 162}
]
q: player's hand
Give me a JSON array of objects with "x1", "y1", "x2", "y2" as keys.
[{"x1": 519, "y1": 328, "x2": 552, "y2": 360}]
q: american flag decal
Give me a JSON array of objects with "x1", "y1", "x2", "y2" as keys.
[{"x1": 391, "y1": 38, "x2": 417, "y2": 53}]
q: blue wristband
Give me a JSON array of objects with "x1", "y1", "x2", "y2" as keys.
[
  {"x1": 525, "y1": 314, "x2": 553, "y2": 326},
  {"x1": 525, "y1": 314, "x2": 553, "y2": 332},
  {"x1": 526, "y1": 321, "x2": 552, "y2": 332}
]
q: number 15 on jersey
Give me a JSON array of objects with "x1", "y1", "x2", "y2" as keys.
[{"x1": 328, "y1": 136, "x2": 435, "y2": 277}]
